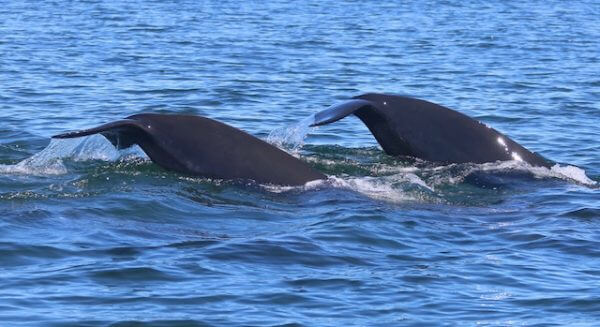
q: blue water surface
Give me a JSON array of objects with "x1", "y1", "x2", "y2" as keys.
[{"x1": 1, "y1": 1, "x2": 599, "y2": 326}]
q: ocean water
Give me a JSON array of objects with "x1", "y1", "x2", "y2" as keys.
[{"x1": 1, "y1": 1, "x2": 599, "y2": 326}]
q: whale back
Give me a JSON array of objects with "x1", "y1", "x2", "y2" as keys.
[{"x1": 54, "y1": 114, "x2": 325, "y2": 185}]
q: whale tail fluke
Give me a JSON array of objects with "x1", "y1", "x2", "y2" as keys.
[
  {"x1": 311, "y1": 99, "x2": 373, "y2": 127},
  {"x1": 52, "y1": 119, "x2": 145, "y2": 149}
]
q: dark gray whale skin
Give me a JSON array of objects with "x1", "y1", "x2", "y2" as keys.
[
  {"x1": 53, "y1": 114, "x2": 326, "y2": 186},
  {"x1": 313, "y1": 93, "x2": 551, "y2": 168}
]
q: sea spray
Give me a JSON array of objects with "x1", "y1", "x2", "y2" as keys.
[
  {"x1": 0, "y1": 135, "x2": 147, "y2": 176},
  {"x1": 266, "y1": 114, "x2": 315, "y2": 151}
]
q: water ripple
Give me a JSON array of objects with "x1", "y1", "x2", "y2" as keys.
[{"x1": 1, "y1": 0, "x2": 599, "y2": 326}]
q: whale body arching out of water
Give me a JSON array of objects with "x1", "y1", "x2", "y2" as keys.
[
  {"x1": 312, "y1": 93, "x2": 550, "y2": 168},
  {"x1": 53, "y1": 93, "x2": 550, "y2": 185},
  {"x1": 53, "y1": 114, "x2": 326, "y2": 185}
]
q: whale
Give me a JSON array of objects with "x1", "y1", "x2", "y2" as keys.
[
  {"x1": 52, "y1": 114, "x2": 326, "y2": 185},
  {"x1": 52, "y1": 94, "x2": 550, "y2": 186},
  {"x1": 312, "y1": 93, "x2": 551, "y2": 168}
]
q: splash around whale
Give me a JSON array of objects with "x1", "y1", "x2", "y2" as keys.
[{"x1": 52, "y1": 93, "x2": 553, "y2": 185}]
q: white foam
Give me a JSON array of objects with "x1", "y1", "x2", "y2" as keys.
[
  {"x1": 547, "y1": 164, "x2": 597, "y2": 186},
  {"x1": 328, "y1": 175, "x2": 418, "y2": 202},
  {"x1": 263, "y1": 173, "x2": 434, "y2": 203},
  {"x1": 263, "y1": 159, "x2": 597, "y2": 203},
  {"x1": 403, "y1": 172, "x2": 435, "y2": 191},
  {"x1": 477, "y1": 161, "x2": 597, "y2": 186},
  {"x1": 426, "y1": 160, "x2": 597, "y2": 187},
  {"x1": 0, "y1": 157, "x2": 68, "y2": 175},
  {"x1": 0, "y1": 135, "x2": 147, "y2": 176}
]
